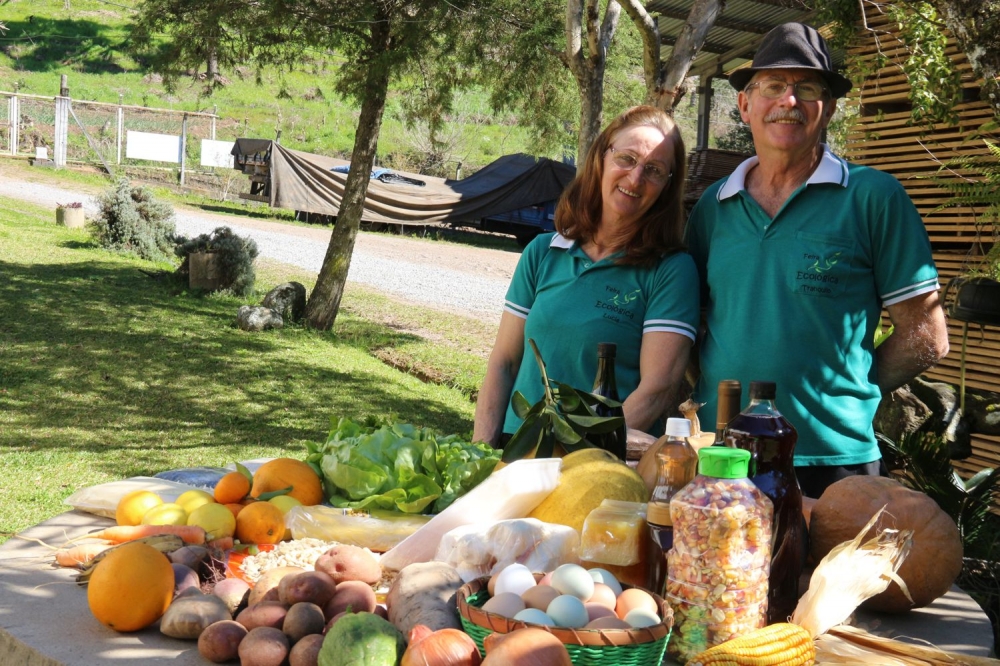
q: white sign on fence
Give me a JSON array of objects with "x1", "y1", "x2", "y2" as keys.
[
  {"x1": 126, "y1": 130, "x2": 181, "y2": 163},
  {"x1": 201, "y1": 139, "x2": 235, "y2": 168}
]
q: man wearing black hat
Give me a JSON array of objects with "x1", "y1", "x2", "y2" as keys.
[{"x1": 685, "y1": 22, "x2": 950, "y2": 499}]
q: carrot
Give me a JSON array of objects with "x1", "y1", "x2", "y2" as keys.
[
  {"x1": 54, "y1": 542, "x2": 113, "y2": 568},
  {"x1": 89, "y1": 524, "x2": 206, "y2": 545},
  {"x1": 206, "y1": 536, "x2": 234, "y2": 551}
]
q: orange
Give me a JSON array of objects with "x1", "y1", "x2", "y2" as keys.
[
  {"x1": 250, "y1": 458, "x2": 324, "y2": 506},
  {"x1": 87, "y1": 541, "x2": 174, "y2": 632},
  {"x1": 223, "y1": 503, "x2": 245, "y2": 520},
  {"x1": 235, "y1": 500, "x2": 286, "y2": 545},
  {"x1": 115, "y1": 490, "x2": 163, "y2": 527},
  {"x1": 214, "y1": 471, "x2": 251, "y2": 504}
]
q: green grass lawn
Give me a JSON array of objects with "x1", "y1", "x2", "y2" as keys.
[{"x1": 0, "y1": 192, "x2": 496, "y2": 544}]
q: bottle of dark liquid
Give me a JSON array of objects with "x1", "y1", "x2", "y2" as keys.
[
  {"x1": 723, "y1": 381, "x2": 804, "y2": 624},
  {"x1": 714, "y1": 380, "x2": 742, "y2": 446},
  {"x1": 590, "y1": 342, "x2": 627, "y2": 461},
  {"x1": 646, "y1": 417, "x2": 697, "y2": 596}
]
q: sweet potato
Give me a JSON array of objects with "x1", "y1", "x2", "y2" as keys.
[
  {"x1": 282, "y1": 602, "x2": 326, "y2": 643},
  {"x1": 238, "y1": 626, "x2": 290, "y2": 666},
  {"x1": 322, "y1": 580, "x2": 376, "y2": 620},
  {"x1": 198, "y1": 620, "x2": 247, "y2": 663},
  {"x1": 161, "y1": 591, "x2": 232, "y2": 640},
  {"x1": 236, "y1": 600, "x2": 289, "y2": 631},
  {"x1": 313, "y1": 545, "x2": 381, "y2": 585},
  {"x1": 289, "y1": 633, "x2": 325, "y2": 666},
  {"x1": 279, "y1": 570, "x2": 337, "y2": 607},
  {"x1": 386, "y1": 561, "x2": 464, "y2": 637},
  {"x1": 248, "y1": 566, "x2": 304, "y2": 607}
]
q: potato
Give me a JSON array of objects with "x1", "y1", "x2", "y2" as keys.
[
  {"x1": 198, "y1": 620, "x2": 248, "y2": 663},
  {"x1": 238, "y1": 626, "x2": 290, "y2": 666},
  {"x1": 248, "y1": 566, "x2": 304, "y2": 607},
  {"x1": 323, "y1": 611, "x2": 348, "y2": 634},
  {"x1": 282, "y1": 602, "x2": 326, "y2": 643},
  {"x1": 161, "y1": 590, "x2": 232, "y2": 639},
  {"x1": 322, "y1": 580, "x2": 376, "y2": 620},
  {"x1": 289, "y1": 632, "x2": 325, "y2": 666},
  {"x1": 373, "y1": 604, "x2": 389, "y2": 620},
  {"x1": 211, "y1": 577, "x2": 250, "y2": 615},
  {"x1": 236, "y1": 600, "x2": 289, "y2": 631},
  {"x1": 314, "y1": 545, "x2": 381, "y2": 585},
  {"x1": 172, "y1": 563, "x2": 201, "y2": 597},
  {"x1": 279, "y1": 570, "x2": 337, "y2": 607},
  {"x1": 386, "y1": 561, "x2": 464, "y2": 637}
]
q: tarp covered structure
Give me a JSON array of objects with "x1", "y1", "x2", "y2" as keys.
[{"x1": 232, "y1": 140, "x2": 576, "y2": 225}]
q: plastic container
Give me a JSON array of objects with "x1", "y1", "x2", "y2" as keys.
[
  {"x1": 724, "y1": 380, "x2": 805, "y2": 624},
  {"x1": 666, "y1": 447, "x2": 773, "y2": 663},
  {"x1": 580, "y1": 499, "x2": 647, "y2": 566}
]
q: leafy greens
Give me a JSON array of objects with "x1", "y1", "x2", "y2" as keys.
[{"x1": 304, "y1": 417, "x2": 500, "y2": 515}]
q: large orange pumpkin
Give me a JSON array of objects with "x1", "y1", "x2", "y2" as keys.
[
  {"x1": 809, "y1": 475, "x2": 963, "y2": 613},
  {"x1": 250, "y1": 458, "x2": 324, "y2": 506},
  {"x1": 87, "y1": 541, "x2": 175, "y2": 632}
]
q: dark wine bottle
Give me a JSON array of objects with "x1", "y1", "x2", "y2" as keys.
[
  {"x1": 590, "y1": 342, "x2": 628, "y2": 461},
  {"x1": 714, "y1": 379, "x2": 742, "y2": 446}
]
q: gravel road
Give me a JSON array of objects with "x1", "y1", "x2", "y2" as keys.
[{"x1": 0, "y1": 169, "x2": 519, "y2": 322}]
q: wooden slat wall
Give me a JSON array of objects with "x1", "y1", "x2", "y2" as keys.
[{"x1": 841, "y1": 5, "x2": 1000, "y2": 475}]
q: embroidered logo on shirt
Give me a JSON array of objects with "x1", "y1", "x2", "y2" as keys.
[{"x1": 595, "y1": 286, "x2": 639, "y2": 323}]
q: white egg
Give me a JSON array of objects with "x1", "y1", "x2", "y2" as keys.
[
  {"x1": 550, "y1": 563, "x2": 595, "y2": 601},
  {"x1": 513, "y1": 608, "x2": 556, "y2": 626},
  {"x1": 494, "y1": 563, "x2": 536, "y2": 597},
  {"x1": 587, "y1": 568, "x2": 623, "y2": 596},
  {"x1": 546, "y1": 594, "x2": 590, "y2": 628},
  {"x1": 623, "y1": 608, "x2": 661, "y2": 628}
]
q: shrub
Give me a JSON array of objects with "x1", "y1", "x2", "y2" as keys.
[
  {"x1": 89, "y1": 178, "x2": 176, "y2": 262},
  {"x1": 174, "y1": 226, "x2": 259, "y2": 296}
]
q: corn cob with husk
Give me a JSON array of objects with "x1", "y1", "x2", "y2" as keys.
[
  {"x1": 685, "y1": 622, "x2": 815, "y2": 665},
  {"x1": 685, "y1": 507, "x2": 911, "y2": 666}
]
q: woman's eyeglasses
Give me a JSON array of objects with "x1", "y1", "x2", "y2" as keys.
[
  {"x1": 606, "y1": 147, "x2": 672, "y2": 185},
  {"x1": 745, "y1": 79, "x2": 829, "y2": 101}
]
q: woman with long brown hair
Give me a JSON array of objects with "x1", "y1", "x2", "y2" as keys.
[{"x1": 473, "y1": 105, "x2": 700, "y2": 446}]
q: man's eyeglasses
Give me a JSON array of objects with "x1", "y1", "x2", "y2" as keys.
[
  {"x1": 606, "y1": 147, "x2": 672, "y2": 185},
  {"x1": 745, "y1": 79, "x2": 829, "y2": 102}
]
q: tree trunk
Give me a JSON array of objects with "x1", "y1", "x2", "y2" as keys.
[
  {"x1": 303, "y1": 24, "x2": 392, "y2": 331},
  {"x1": 617, "y1": 0, "x2": 661, "y2": 107},
  {"x1": 929, "y1": 0, "x2": 1000, "y2": 119},
  {"x1": 207, "y1": 47, "x2": 219, "y2": 82},
  {"x1": 656, "y1": 0, "x2": 725, "y2": 111},
  {"x1": 563, "y1": 0, "x2": 620, "y2": 165}
]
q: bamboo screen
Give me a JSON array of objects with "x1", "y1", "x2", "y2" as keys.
[{"x1": 841, "y1": 5, "x2": 1000, "y2": 475}]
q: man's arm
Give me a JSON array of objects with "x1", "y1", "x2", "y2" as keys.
[{"x1": 876, "y1": 290, "x2": 950, "y2": 394}]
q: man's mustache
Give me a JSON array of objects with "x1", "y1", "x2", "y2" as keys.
[{"x1": 764, "y1": 109, "x2": 806, "y2": 123}]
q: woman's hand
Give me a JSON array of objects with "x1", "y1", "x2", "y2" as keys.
[
  {"x1": 623, "y1": 331, "x2": 694, "y2": 434},
  {"x1": 473, "y1": 312, "x2": 526, "y2": 446}
]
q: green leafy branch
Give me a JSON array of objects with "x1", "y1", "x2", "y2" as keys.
[{"x1": 501, "y1": 339, "x2": 625, "y2": 463}]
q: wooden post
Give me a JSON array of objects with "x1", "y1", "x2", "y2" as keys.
[
  {"x1": 211, "y1": 105, "x2": 217, "y2": 140},
  {"x1": 179, "y1": 113, "x2": 187, "y2": 186},
  {"x1": 54, "y1": 75, "x2": 69, "y2": 167},
  {"x1": 7, "y1": 94, "x2": 18, "y2": 156},
  {"x1": 116, "y1": 93, "x2": 123, "y2": 165}
]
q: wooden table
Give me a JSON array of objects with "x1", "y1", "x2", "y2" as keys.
[{"x1": 1, "y1": 511, "x2": 996, "y2": 665}]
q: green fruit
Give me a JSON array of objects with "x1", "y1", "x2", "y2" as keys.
[{"x1": 318, "y1": 613, "x2": 406, "y2": 666}]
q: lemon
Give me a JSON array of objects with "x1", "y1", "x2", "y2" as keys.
[
  {"x1": 115, "y1": 490, "x2": 164, "y2": 527},
  {"x1": 141, "y1": 502, "x2": 188, "y2": 526},
  {"x1": 187, "y1": 502, "x2": 236, "y2": 541},
  {"x1": 268, "y1": 495, "x2": 303, "y2": 540},
  {"x1": 176, "y1": 489, "x2": 215, "y2": 514}
]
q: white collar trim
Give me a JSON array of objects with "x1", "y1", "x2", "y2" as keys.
[
  {"x1": 717, "y1": 144, "x2": 849, "y2": 200},
  {"x1": 550, "y1": 233, "x2": 574, "y2": 249}
]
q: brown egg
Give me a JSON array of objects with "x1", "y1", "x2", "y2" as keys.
[
  {"x1": 586, "y1": 583, "x2": 617, "y2": 610},
  {"x1": 584, "y1": 602, "x2": 617, "y2": 622},
  {"x1": 521, "y1": 584, "x2": 560, "y2": 611},
  {"x1": 585, "y1": 616, "x2": 632, "y2": 629},
  {"x1": 487, "y1": 571, "x2": 502, "y2": 597},
  {"x1": 615, "y1": 588, "x2": 658, "y2": 620},
  {"x1": 537, "y1": 571, "x2": 554, "y2": 587},
  {"x1": 483, "y1": 592, "x2": 526, "y2": 619}
]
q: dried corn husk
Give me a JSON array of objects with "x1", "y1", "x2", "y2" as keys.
[
  {"x1": 815, "y1": 625, "x2": 1000, "y2": 665},
  {"x1": 678, "y1": 398, "x2": 705, "y2": 436},
  {"x1": 792, "y1": 506, "x2": 913, "y2": 638}
]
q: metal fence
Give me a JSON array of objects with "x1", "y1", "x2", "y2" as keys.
[{"x1": 1, "y1": 80, "x2": 246, "y2": 190}]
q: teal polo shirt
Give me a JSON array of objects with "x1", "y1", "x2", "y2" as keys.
[
  {"x1": 686, "y1": 146, "x2": 939, "y2": 466},
  {"x1": 502, "y1": 233, "x2": 700, "y2": 436}
]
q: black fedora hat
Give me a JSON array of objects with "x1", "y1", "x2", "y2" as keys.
[{"x1": 729, "y1": 22, "x2": 852, "y2": 98}]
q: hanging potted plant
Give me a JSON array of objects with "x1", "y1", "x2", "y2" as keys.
[
  {"x1": 934, "y1": 137, "x2": 1000, "y2": 327},
  {"x1": 56, "y1": 201, "x2": 86, "y2": 229}
]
